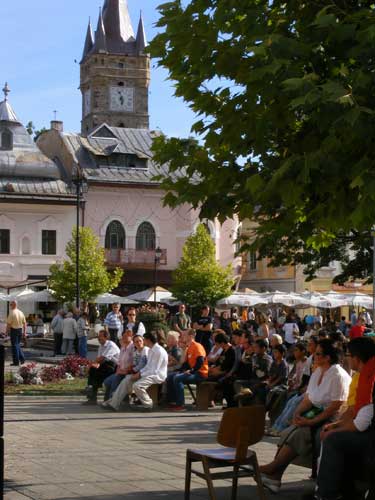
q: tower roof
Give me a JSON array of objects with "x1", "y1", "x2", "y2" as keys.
[
  {"x1": 93, "y1": 8, "x2": 107, "y2": 53},
  {"x1": 136, "y1": 13, "x2": 147, "y2": 53},
  {"x1": 0, "y1": 83, "x2": 19, "y2": 123},
  {"x1": 82, "y1": 19, "x2": 94, "y2": 60},
  {"x1": 103, "y1": 0, "x2": 135, "y2": 43}
]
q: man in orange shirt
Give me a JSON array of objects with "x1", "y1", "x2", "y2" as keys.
[{"x1": 166, "y1": 328, "x2": 208, "y2": 411}]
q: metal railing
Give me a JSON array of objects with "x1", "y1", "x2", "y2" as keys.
[{"x1": 105, "y1": 248, "x2": 167, "y2": 266}]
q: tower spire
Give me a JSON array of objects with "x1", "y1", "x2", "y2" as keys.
[
  {"x1": 82, "y1": 18, "x2": 94, "y2": 60},
  {"x1": 93, "y1": 7, "x2": 107, "y2": 53},
  {"x1": 103, "y1": 0, "x2": 134, "y2": 43},
  {"x1": 136, "y1": 12, "x2": 147, "y2": 54}
]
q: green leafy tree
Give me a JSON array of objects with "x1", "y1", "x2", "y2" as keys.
[
  {"x1": 26, "y1": 121, "x2": 48, "y2": 142},
  {"x1": 172, "y1": 224, "x2": 233, "y2": 306},
  {"x1": 150, "y1": 1, "x2": 375, "y2": 283},
  {"x1": 48, "y1": 227, "x2": 123, "y2": 303}
]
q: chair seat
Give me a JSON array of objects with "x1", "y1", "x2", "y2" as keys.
[{"x1": 188, "y1": 447, "x2": 254, "y2": 462}]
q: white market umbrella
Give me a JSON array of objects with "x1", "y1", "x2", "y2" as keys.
[
  {"x1": 30, "y1": 290, "x2": 57, "y2": 302},
  {"x1": 216, "y1": 293, "x2": 268, "y2": 308},
  {"x1": 264, "y1": 291, "x2": 309, "y2": 307},
  {"x1": 126, "y1": 286, "x2": 173, "y2": 303},
  {"x1": 346, "y1": 292, "x2": 373, "y2": 309},
  {"x1": 309, "y1": 294, "x2": 348, "y2": 309},
  {"x1": 95, "y1": 293, "x2": 139, "y2": 305},
  {"x1": 3, "y1": 288, "x2": 36, "y2": 301}
]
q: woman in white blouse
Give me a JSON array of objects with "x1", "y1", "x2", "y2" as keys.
[{"x1": 258, "y1": 339, "x2": 351, "y2": 493}]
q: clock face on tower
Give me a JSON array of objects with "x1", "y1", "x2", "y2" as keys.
[
  {"x1": 110, "y1": 87, "x2": 134, "y2": 112},
  {"x1": 83, "y1": 89, "x2": 91, "y2": 116}
]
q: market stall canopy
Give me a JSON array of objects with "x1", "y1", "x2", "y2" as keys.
[
  {"x1": 126, "y1": 286, "x2": 173, "y2": 303},
  {"x1": 346, "y1": 292, "x2": 373, "y2": 308},
  {"x1": 264, "y1": 291, "x2": 310, "y2": 307},
  {"x1": 95, "y1": 293, "x2": 139, "y2": 305},
  {"x1": 216, "y1": 292, "x2": 268, "y2": 308}
]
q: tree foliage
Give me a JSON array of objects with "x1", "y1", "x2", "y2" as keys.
[
  {"x1": 48, "y1": 227, "x2": 123, "y2": 303},
  {"x1": 150, "y1": 1, "x2": 375, "y2": 283},
  {"x1": 171, "y1": 224, "x2": 233, "y2": 305},
  {"x1": 26, "y1": 121, "x2": 48, "y2": 142}
]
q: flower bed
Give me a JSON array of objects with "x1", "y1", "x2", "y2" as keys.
[{"x1": 8, "y1": 356, "x2": 91, "y2": 386}]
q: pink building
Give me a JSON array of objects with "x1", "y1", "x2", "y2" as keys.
[{"x1": 37, "y1": 0, "x2": 241, "y2": 294}]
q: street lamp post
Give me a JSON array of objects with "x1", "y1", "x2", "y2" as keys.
[
  {"x1": 72, "y1": 167, "x2": 85, "y2": 310},
  {"x1": 154, "y1": 247, "x2": 162, "y2": 307},
  {"x1": 372, "y1": 227, "x2": 375, "y2": 327}
]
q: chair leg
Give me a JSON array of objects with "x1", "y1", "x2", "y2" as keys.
[
  {"x1": 185, "y1": 452, "x2": 192, "y2": 500},
  {"x1": 202, "y1": 457, "x2": 216, "y2": 500},
  {"x1": 231, "y1": 464, "x2": 239, "y2": 500},
  {"x1": 251, "y1": 456, "x2": 267, "y2": 500}
]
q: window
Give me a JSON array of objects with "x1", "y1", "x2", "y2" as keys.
[
  {"x1": 0, "y1": 230, "x2": 10, "y2": 254},
  {"x1": 1, "y1": 130, "x2": 12, "y2": 150},
  {"x1": 105, "y1": 221, "x2": 126, "y2": 249},
  {"x1": 136, "y1": 222, "x2": 156, "y2": 251},
  {"x1": 42, "y1": 230, "x2": 56, "y2": 255},
  {"x1": 249, "y1": 251, "x2": 257, "y2": 272}
]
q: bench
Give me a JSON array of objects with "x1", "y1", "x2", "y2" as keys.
[
  {"x1": 187, "y1": 381, "x2": 218, "y2": 410},
  {"x1": 147, "y1": 384, "x2": 162, "y2": 406}
]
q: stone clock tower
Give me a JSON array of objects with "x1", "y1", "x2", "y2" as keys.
[{"x1": 80, "y1": 0, "x2": 150, "y2": 135}]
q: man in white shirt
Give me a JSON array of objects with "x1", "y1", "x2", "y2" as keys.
[
  {"x1": 130, "y1": 331, "x2": 168, "y2": 410},
  {"x1": 84, "y1": 330, "x2": 120, "y2": 405}
]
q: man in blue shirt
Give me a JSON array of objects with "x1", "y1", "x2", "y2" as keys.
[{"x1": 104, "y1": 303, "x2": 123, "y2": 345}]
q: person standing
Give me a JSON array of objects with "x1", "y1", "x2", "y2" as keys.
[
  {"x1": 104, "y1": 303, "x2": 123, "y2": 344},
  {"x1": 7, "y1": 300, "x2": 26, "y2": 366},
  {"x1": 193, "y1": 305, "x2": 214, "y2": 355},
  {"x1": 77, "y1": 312, "x2": 90, "y2": 358},
  {"x1": 51, "y1": 309, "x2": 64, "y2": 356},
  {"x1": 62, "y1": 312, "x2": 78, "y2": 355},
  {"x1": 171, "y1": 304, "x2": 191, "y2": 334}
]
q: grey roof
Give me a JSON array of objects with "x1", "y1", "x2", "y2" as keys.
[
  {"x1": 0, "y1": 89, "x2": 74, "y2": 200},
  {"x1": 83, "y1": 0, "x2": 144, "y2": 59},
  {"x1": 103, "y1": 0, "x2": 135, "y2": 42},
  {"x1": 94, "y1": 8, "x2": 107, "y2": 53},
  {"x1": 82, "y1": 19, "x2": 94, "y2": 60},
  {"x1": 136, "y1": 15, "x2": 147, "y2": 53},
  {"x1": 0, "y1": 178, "x2": 75, "y2": 201},
  {"x1": 0, "y1": 99, "x2": 19, "y2": 123},
  {"x1": 61, "y1": 125, "x2": 172, "y2": 185}
]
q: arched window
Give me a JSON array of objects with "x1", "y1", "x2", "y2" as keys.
[
  {"x1": 1, "y1": 130, "x2": 12, "y2": 150},
  {"x1": 136, "y1": 222, "x2": 156, "y2": 251},
  {"x1": 105, "y1": 221, "x2": 126, "y2": 250}
]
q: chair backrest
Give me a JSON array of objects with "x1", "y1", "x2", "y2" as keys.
[{"x1": 217, "y1": 406, "x2": 265, "y2": 461}]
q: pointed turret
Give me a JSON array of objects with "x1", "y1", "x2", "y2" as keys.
[
  {"x1": 103, "y1": 0, "x2": 135, "y2": 43},
  {"x1": 136, "y1": 13, "x2": 147, "y2": 54},
  {"x1": 93, "y1": 8, "x2": 107, "y2": 53},
  {"x1": 82, "y1": 19, "x2": 94, "y2": 60},
  {"x1": 0, "y1": 83, "x2": 20, "y2": 123}
]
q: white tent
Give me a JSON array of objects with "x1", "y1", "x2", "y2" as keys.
[
  {"x1": 2, "y1": 288, "x2": 36, "y2": 301},
  {"x1": 95, "y1": 293, "x2": 139, "y2": 305},
  {"x1": 264, "y1": 291, "x2": 310, "y2": 307},
  {"x1": 126, "y1": 286, "x2": 173, "y2": 303},
  {"x1": 216, "y1": 292, "x2": 268, "y2": 308},
  {"x1": 346, "y1": 292, "x2": 373, "y2": 309}
]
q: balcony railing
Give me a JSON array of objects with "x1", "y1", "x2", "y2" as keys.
[{"x1": 105, "y1": 248, "x2": 167, "y2": 267}]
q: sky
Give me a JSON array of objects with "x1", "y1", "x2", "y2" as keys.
[{"x1": 0, "y1": 0, "x2": 196, "y2": 137}]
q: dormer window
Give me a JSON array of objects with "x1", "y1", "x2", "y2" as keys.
[{"x1": 0, "y1": 129, "x2": 13, "y2": 150}]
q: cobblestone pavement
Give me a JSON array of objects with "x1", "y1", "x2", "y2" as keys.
[{"x1": 4, "y1": 396, "x2": 314, "y2": 499}]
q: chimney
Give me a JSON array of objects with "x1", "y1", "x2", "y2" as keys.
[{"x1": 50, "y1": 120, "x2": 63, "y2": 132}]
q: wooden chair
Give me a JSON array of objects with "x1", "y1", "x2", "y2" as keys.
[{"x1": 185, "y1": 406, "x2": 267, "y2": 500}]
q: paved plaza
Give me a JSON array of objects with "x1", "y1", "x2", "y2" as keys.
[{"x1": 4, "y1": 396, "x2": 313, "y2": 500}]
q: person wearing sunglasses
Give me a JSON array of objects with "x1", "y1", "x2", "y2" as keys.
[{"x1": 123, "y1": 308, "x2": 145, "y2": 337}]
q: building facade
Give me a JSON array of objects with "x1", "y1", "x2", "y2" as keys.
[
  {"x1": 37, "y1": 0, "x2": 241, "y2": 295},
  {"x1": 0, "y1": 84, "x2": 76, "y2": 316}
]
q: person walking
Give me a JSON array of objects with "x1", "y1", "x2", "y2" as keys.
[
  {"x1": 77, "y1": 312, "x2": 90, "y2": 358},
  {"x1": 7, "y1": 300, "x2": 26, "y2": 366}
]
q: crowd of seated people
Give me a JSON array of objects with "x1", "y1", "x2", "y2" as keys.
[{"x1": 78, "y1": 303, "x2": 375, "y2": 497}]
